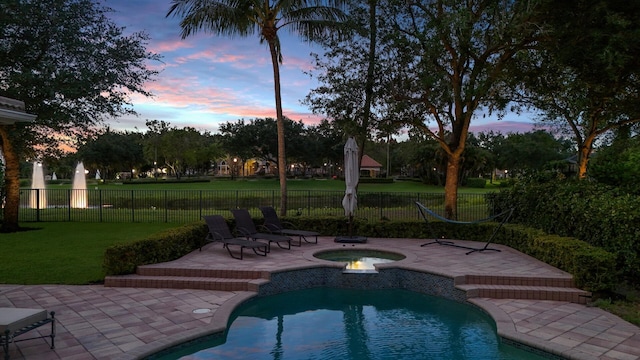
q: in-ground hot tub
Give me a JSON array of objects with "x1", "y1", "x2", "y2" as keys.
[{"x1": 314, "y1": 249, "x2": 406, "y2": 270}]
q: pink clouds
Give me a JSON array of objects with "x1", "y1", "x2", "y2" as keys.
[
  {"x1": 173, "y1": 49, "x2": 249, "y2": 65},
  {"x1": 129, "y1": 73, "x2": 316, "y2": 125},
  {"x1": 282, "y1": 54, "x2": 315, "y2": 73},
  {"x1": 151, "y1": 39, "x2": 194, "y2": 53},
  {"x1": 106, "y1": 0, "x2": 327, "y2": 134}
]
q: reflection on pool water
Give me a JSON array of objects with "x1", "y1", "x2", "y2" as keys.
[
  {"x1": 314, "y1": 249, "x2": 406, "y2": 270},
  {"x1": 159, "y1": 288, "x2": 549, "y2": 360}
]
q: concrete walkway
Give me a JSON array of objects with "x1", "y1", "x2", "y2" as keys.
[{"x1": 1, "y1": 237, "x2": 639, "y2": 360}]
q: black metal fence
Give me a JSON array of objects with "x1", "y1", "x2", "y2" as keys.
[{"x1": 13, "y1": 188, "x2": 490, "y2": 223}]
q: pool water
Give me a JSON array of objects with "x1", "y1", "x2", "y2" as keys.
[
  {"x1": 160, "y1": 288, "x2": 550, "y2": 360},
  {"x1": 314, "y1": 249, "x2": 405, "y2": 270}
]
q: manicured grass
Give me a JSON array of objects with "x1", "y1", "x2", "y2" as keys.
[
  {"x1": 47, "y1": 177, "x2": 504, "y2": 193},
  {"x1": 0, "y1": 222, "x2": 177, "y2": 285}
]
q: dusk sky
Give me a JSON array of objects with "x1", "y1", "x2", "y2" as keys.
[{"x1": 106, "y1": 0, "x2": 537, "y2": 136}]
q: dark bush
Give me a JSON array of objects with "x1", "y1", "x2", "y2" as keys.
[
  {"x1": 487, "y1": 176, "x2": 640, "y2": 283},
  {"x1": 103, "y1": 222, "x2": 207, "y2": 275}
]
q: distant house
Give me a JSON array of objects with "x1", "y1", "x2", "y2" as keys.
[{"x1": 361, "y1": 154, "x2": 383, "y2": 178}]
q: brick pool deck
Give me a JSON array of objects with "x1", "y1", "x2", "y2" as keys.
[{"x1": 1, "y1": 237, "x2": 639, "y2": 360}]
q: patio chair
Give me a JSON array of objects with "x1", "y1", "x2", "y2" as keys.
[
  {"x1": 416, "y1": 201, "x2": 513, "y2": 255},
  {"x1": 259, "y1": 206, "x2": 319, "y2": 246},
  {"x1": 1, "y1": 308, "x2": 55, "y2": 360},
  {"x1": 231, "y1": 209, "x2": 292, "y2": 252},
  {"x1": 202, "y1": 215, "x2": 268, "y2": 260}
]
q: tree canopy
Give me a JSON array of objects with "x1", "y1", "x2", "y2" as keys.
[
  {"x1": 0, "y1": 0, "x2": 159, "y2": 232},
  {"x1": 345, "y1": 0, "x2": 542, "y2": 218},
  {"x1": 512, "y1": 0, "x2": 640, "y2": 179}
]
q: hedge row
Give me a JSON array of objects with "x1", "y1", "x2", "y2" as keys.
[
  {"x1": 102, "y1": 216, "x2": 615, "y2": 292},
  {"x1": 487, "y1": 177, "x2": 640, "y2": 283},
  {"x1": 103, "y1": 222, "x2": 207, "y2": 275}
]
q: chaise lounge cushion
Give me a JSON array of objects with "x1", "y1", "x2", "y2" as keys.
[{"x1": 0, "y1": 308, "x2": 48, "y2": 333}]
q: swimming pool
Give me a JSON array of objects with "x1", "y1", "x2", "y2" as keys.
[{"x1": 154, "y1": 288, "x2": 551, "y2": 359}]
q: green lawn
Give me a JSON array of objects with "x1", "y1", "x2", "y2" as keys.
[
  {"x1": 0, "y1": 222, "x2": 177, "y2": 285},
  {"x1": 49, "y1": 177, "x2": 504, "y2": 193}
]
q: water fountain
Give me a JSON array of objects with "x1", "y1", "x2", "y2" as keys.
[
  {"x1": 71, "y1": 162, "x2": 87, "y2": 208},
  {"x1": 29, "y1": 161, "x2": 47, "y2": 209}
]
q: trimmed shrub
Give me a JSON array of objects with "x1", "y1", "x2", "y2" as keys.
[
  {"x1": 103, "y1": 222, "x2": 207, "y2": 275},
  {"x1": 487, "y1": 177, "x2": 640, "y2": 282}
]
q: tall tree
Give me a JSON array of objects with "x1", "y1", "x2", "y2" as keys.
[
  {"x1": 167, "y1": 0, "x2": 347, "y2": 215},
  {"x1": 305, "y1": 0, "x2": 393, "y2": 165},
  {"x1": 383, "y1": 0, "x2": 542, "y2": 219},
  {"x1": 0, "y1": 0, "x2": 159, "y2": 232},
  {"x1": 491, "y1": 130, "x2": 573, "y2": 176},
  {"x1": 76, "y1": 128, "x2": 145, "y2": 181},
  {"x1": 219, "y1": 117, "x2": 312, "y2": 171},
  {"x1": 513, "y1": 0, "x2": 640, "y2": 179}
]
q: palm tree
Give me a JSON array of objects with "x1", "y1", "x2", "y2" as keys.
[{"x1": 167, "y1": 0, "x2": 347, "y2": 215}]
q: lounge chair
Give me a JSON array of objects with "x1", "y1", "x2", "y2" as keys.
[
  {"x1": 202, "y1": 215, "x2": 268, "y2": 260},
  {"x1": 259, "y1": 206, "x2": 319, "y2": 246},
  {"x1": 231, "y1": 209, "x2": 292, "y2": 251},
  {"x1": 1, "y1": 308, "x2": 55, "y2": 360}
]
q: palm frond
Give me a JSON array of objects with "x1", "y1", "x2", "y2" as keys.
[
  {"x1": 167, "y1": 0, "x2": 256, "y2": 39},
  {"x1": 279, "y1": 3, "x2": 348, "y2": 41}
]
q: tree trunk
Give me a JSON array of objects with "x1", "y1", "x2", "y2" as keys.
[
  {"x1": 0, "y1": 126, "x2": 21, "y2": 232},
  {"x1": 577, "y1": 141, "x2": 594, "y2": 180},
  {"x1": 268, "y1": 41, "x2": 287, "y2": 216},
  {"x1": 444, "y1": 153, "x2": 461, "y2": 220}
]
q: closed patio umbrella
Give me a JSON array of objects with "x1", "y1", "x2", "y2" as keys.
[
  {"x1": 342, "y1": 137, "x2": 359, "y2": 219},
  {"x1": 337, "y1": 137, "x2": 366, "y2": 242}
]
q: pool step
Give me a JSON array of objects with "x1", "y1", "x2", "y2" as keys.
[
  {"x1": 135, "y1": 266, "x2": 268, "y2": 280},
  {"x1": 104, "y1": 266, "x2": 270, "y2": 292},
  {"x1": 455, "y1": 275, "x2": 591, "y2": 304},
  {"x1": 455, "y1": 274, "x2": 576, "y2": 288}
]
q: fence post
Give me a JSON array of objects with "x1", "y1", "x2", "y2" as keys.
[
  {"x1": 36, "y1": 189, "x2": 40, "y2": 222},
  {"x1": 131, "y1": 190, "x2": 135, "y2": 222},
  {"x1": 68, "y1": 189, "x2": 71, "y2": 221},
  {"x1": 99, "y1": 190, "x2": 103, "y2": 222},
  {"x1": 307, "y1": 190, "x2": 311, "y2": 215},
  {"x1": 164, "y1": 190, "x2": 168, "y2": 223}
]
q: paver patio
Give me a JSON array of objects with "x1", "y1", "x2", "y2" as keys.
[{"x1": 1, "y1": 237, "x2": 639, "y2": 360}]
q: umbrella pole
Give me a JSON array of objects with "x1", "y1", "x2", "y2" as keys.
[{"x1": 348, "y1": 214, "x2": 353, "y2": 237}]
